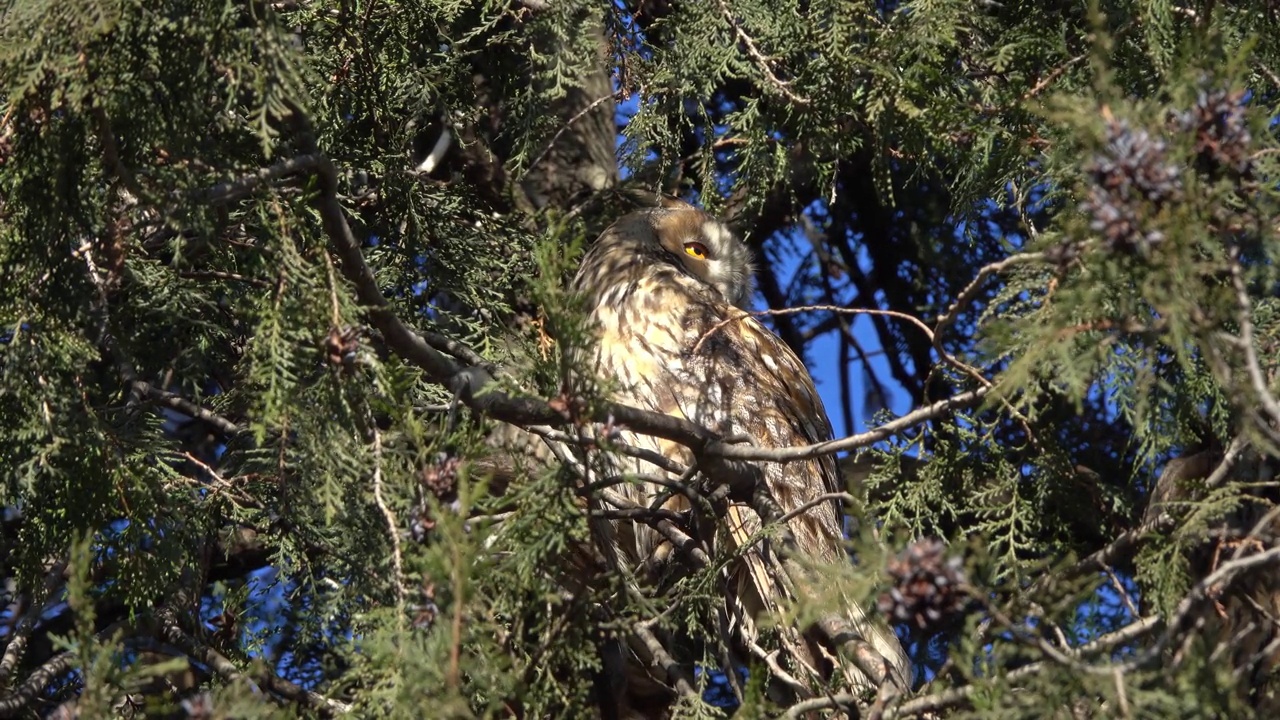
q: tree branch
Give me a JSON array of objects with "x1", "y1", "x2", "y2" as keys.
[
  {"x1": 711, "y1": 385, "x2": 991, "y2": 463},
  {"x1": 130, "y1": 380, "x2": 242, "y2": 435},
  {"x1": 157, "y1": 616, "x2": 351, "y2": 715},
  {"x1": 0, "y1": 621, "x2": 129, "y2": 719}
]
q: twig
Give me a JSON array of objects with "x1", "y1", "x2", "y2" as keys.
[
  {"x1": 783, "y1": 691, "x2": 860, "y2": 719},
  {"x1": 131, "y1": 379, "x2": 242, "y2": 435},
  {"x1": 197, "y1": 154, "x2": 321, "y2": 204},
  {"x1": 629, "y1": 620, "x2": 698, "y2": 699},
  {"x1": 526, "y1": 425, "x2": 690, "y2": 476},
  {"x1": 692, "y1": 299, "x2": 1025, "y2": 445},
  {"x1": 179, "y1": 452, "x2": 262, "y2": 508},
  {"x1": 1021, "y1": 55, "x2": 1088, "y2": 102},
  {"x1": 865, "y1": 616, "x2": 1162, "y2": 719},
  {"x1": 1028, "y1": 435, "x2": 1247, "y2": 597},
  {"x1": 746, "y1": 639, "x2": 810, "y2": 697},
  {"x1": 598, "y1": 489, "x2": 710, "y2": 568},
  {"x1": 524, "y1": 92, "x2": 617, "y2": 176},
  {"x1": 710, "y1": 385, "x2": 991, "y2": 463},
  {"x1": 370, "y1": 424, "x2": 406, "y2": 613},
  {"x1": 929, "y1": 252, "x2": 1048, "y2": 440},
  {"x1": 692, "y1": 304, "x2": 932, "y2": 357},
  {"x1": 714, "y1": 0, "x2": 811, "y2": 106},
  {"x1": 1119, "y1": 546, "x2": 1280, "y2": 674},
  {"x1": 177, "y1": 270, "x2": 272, "y2": 288},
  {"x1": 1227, "y1": 249, "x2": 1280, "y2": 431},
  {"x1": 1103, "y1": 564, "x2": 1141, "y2": 618},
  {"x1": 1112, "y1": 665, "x2": 1131, "y2": 718},
  {"x1": 774, "y1": 491, "x2": 855, "y2": 526},
  {"x1": 933, "y1": 252, "x2": 1046, "y2": 337}
]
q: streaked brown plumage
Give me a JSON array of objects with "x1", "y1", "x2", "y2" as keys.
[
  {"x1": 571, "y1": 196, "x2": 910, "y2": 707},
  {"x1": 1143, "y1": 447, "x2": 1280, "y2": 713}
]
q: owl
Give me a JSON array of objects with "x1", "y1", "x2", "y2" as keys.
[{"x1": 568, "y1": 195, "x2": 910, "y2": 709}]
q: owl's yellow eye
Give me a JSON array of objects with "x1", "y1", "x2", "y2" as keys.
[{"x1": 684, "y1": 242, "x2": 709, "y2": 259}]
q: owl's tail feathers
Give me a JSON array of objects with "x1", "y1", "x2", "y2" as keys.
[
  {"x1": 814, "y1": 607, "x2": 912, "y2": 693},
  {"x1": 722, "y1": 504, "x2": 911, "y2": 699}
]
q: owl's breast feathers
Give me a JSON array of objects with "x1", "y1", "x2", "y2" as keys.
[{"x1": 588, "y1": 267, "x2": 845, "y2": 560}]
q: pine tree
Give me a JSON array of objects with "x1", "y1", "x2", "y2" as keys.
[{"x1": 2, "y1": 0, "x2": 1280, "y2": 717}]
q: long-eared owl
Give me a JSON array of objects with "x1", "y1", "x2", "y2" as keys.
[{"x1": 570, "y1": 195, "x2": 910, "y2": 705}]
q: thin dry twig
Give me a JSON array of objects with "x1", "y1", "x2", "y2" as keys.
[
  {"x1": 598, "y1": 489, "x2": 711, "y2": 568},
  {"x1": 198, "y1": 154, "x2": 321, "y2": 204},
  {"x1": 714, "y1": 0, "x2": 811, "y2": 106},
  {"x1": 178, "y1": 452, "x2": 261, "y2": 508},
  {"x1": 1021, "y1": 54, "x2": 1088, "y2": 102},
  {"x1": 526, "y1": 425, "x2": 690, "y2": 476},
  {"x1": 929, "y1": 251, "x2": 1048, "y2": 436},
  {"x1": 630, "y1": 620, "x2": 699, "y2": 699},
  {"x1": 1028, "y1": 435, "x2": 1247, "y2": 597},
  {"x1": 524, "y1": 92, "x2": 617, "y2": 176},
  {"x1": 1120, "y1": 545, "x2": 1280, "y2": 674},
  {"x1": 862, "y1": 616, "x2": 1161, "y2": 719},
  {"x1": 370, "y1": 423, "x2": 406, "y2": 613},
  {"x1": 131, "y1": 379, "x2": 242, "y2": 435},
  {"x1": 711, "y1": 385, "x2": 991, "y2": 463},
  {"x1": 693, "y1": 304, "x2": 933, "y2": 357},
  {"x1": 1227, "y1": 249, "x2": 1280, "y2": 430},
  {"x1": 177, "y1": 270, "x2": 272, "y2": 288},
  {"x1": 933, "y1": 252, "x2": 1047, "y2": 343},
  {"x1": 774, "y1": 491, "x2": 856, "y2": 526},
  {"x1": 693, "y1": 292, "x2": 1028, "y2": 443}
]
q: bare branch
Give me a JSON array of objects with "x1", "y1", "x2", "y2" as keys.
[
  {"x1": 933, "y1": 252, "x2": 1047, "y2": 338},
  {"x1": 629, "y1": 620, "x2": 698, "y2": 700},
  {"x1": 370, "y1": 422, "x2": 406, "y2": 614},
  {"x1": 693, "y1": 304, "x2": 933, "y2": 357},
  {"x1": 1228, "y1": 250, "x2": 1280, "y2": 430},
  {"x1": 0, "y1": 561, "x2": 66, "y2": 685},
  {"x1": 869, "y1": 616, "x2": 1161, "y2": 719},
  {"x1": 131, "y1": 379, "x2": 242, "y2": 435},
  {"x1": 524, "y1": 92, "x2": 618, "y2": 177},
  {"x1": 598, "y1": 489, "x2": 710, "y2": 568},
  {"x1": 157, "y1": 616, "x2": 351, "y2": 715},
  {"x1": 197, "y1": 154, "x2": 321, "y2": 205},
  {"x1": 0, "y1": 621, "x2": 129, "y2": 719},
  {"x1": 710, "y1": 385, "x2": 991, "y2": 463}
]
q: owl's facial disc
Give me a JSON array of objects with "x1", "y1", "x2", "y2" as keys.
[{"x1": 654, "y1": 211, "x2": 756, "y2": 309}]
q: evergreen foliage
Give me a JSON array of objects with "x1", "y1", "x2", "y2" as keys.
[{"x1": 2, "y1": 0, "x2": 1280, "y2": 716}]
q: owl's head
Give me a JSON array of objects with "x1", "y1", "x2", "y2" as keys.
[{"x1": 580, "y1": 196, "x2": 756, "y2": 309}]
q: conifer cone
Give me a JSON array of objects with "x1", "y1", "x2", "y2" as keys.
[
  {"x1": 878, "y1": 538, "x2": 969, "y2": 632},
  {"x1": 1174, "y1": 88, "x2": 1252, "y2": 176},
  {"x1": 1080, "y1": 119, "x2": 1183, "y2": 256}
]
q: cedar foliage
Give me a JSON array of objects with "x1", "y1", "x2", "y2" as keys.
[{"x1": 2, "y1": 0, "x2": 1280, "y2": 717}]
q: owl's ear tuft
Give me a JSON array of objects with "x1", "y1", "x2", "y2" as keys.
[{"x1": 615, "y1": 187, "x2": 697, "y2": 212}]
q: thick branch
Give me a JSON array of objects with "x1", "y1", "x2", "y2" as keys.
[
  {"x1": 297, "y1": 149, "x2": 724, "y2": 449},
  {"x1": 131, "y1": 380, "x2": 242, "y2": 435},
  {"x1": 0, "y1": 621, "x2": 129, "y2": 718},
  {"x1": 157, "y1": 616, "x2": 350, "y2": 715}
]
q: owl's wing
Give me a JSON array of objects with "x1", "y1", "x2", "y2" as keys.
[
  {"x1": 689, "y1": 314, "x2": 845, "y2": 555},
  {"x1": 668, "y1": 311, "x2": 909, "y2": 692}
]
